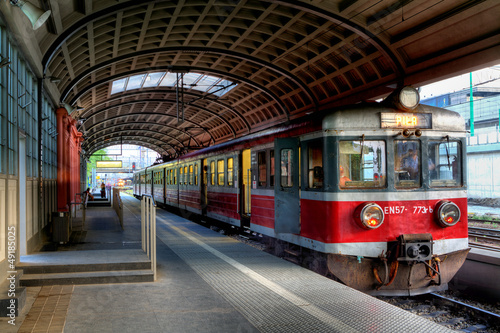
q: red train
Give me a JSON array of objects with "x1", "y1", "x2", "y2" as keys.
[{"x1": 133, "y1": 86, "x2": 469, "y2": 296}]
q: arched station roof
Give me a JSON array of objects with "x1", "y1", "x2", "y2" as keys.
[{"x1": 1, "y1": 0, "x2": 499, "y2": 158}]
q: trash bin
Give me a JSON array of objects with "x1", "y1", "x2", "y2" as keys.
[{"x1": 53, "y1": 211, "x2": 70, "y2": 243}]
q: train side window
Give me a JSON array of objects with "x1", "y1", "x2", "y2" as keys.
[
  {"x1": 339, "y1": 140, "x2": 386, "y2": 189},
  {"x1": 258, "y1": 151, "x2": 267, "y2": 187},
  {"x1": 189, "y1": 165, "x2": 193, "y2": 185},
  {"x1": 174, "y1": 168, "x2": 177, "y2": 185},
  {"x1": 227, "y1": 158, "x2": 234, "y2": 186},
  {"x1": 179, "y1": 167, "x2": 183, "y2": 185},
  {"x1": 394, "y1": 140, "x2": 420, "y2": 188},
  {"x1": 281, "y1": 149, "x2": 293, "y2": 187},
  {"x1": 194, "y1": 164, "x2": 198, "y2": 185},
  {"x1": 270, "y1": 150, "x2": 275, "y2": 187},
  {"x1": 184, "y1": 166, "x2": 188, "y2": 184},
  {"x1": 210, "y1": 161, "x2": 215, "y2": 185},
  {"x1": 307, "y1": 141, "x2": 323, "y2": 189},
  {"x1": 218, "y1": 159, "x2": 225, "y2": 185},
  {"x1": 428, "y1": 140, "x2": 461, "y2": 187}
]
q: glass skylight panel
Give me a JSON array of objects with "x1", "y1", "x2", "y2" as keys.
[
  {"x1": 181, "y1": 73, "x2": 201, "y2": 87},
  {"x1": 111, "y1": 78, "x2": 127, "y2": 94},
  {"x1": 126, "y1": 74, "x2": 146, "y2": 90},
  {"x1": 209, "y1": 79, "x2": 236, "y2": 97},
  {"x1": 159, "y1": 72, "x2": 178, "y2": 86},
  {"x1": 143, "y1": 72, "x2": 165, "y2": 88},
  {"x1": 111, "y1": 72, "x2": 237, "y2": 97}
]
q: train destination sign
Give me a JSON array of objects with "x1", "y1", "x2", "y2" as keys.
[
  {"x1": 96, "y1": 160, "x2": 123, "y2": 168},
  {"x1": 380, "y1": 112, "x2": 432, "y2": 129}
]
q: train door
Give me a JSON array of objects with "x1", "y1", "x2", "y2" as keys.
[
  {"x1": 274, "y1": 138, "x2": 300, "y2": 234},
  {"x1": 241, "y1": 149, "x2": 251, "y2": 218},
  {"x1": 201, "y1": 159, "x2": 208, "y2": 215}
]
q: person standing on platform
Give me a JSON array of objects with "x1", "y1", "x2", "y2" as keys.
[{"x1": 101, "y1": 182, "x2": 106, "y2": 198}]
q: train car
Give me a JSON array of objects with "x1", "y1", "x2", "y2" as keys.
[{"x1": 134, "y1": 86, "x2": 469, "y2": 296}]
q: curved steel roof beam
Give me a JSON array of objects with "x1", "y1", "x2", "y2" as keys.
[
  {"x1": 88, "y1": 140, "x2": 169, "y2": 157},
  {"x1": 81, "y1": 90, "x2": 249, "y2": 134},
  {"x1": 83, "y1": 131, "x2": 177, "y2": 155},
  {"x1": 42, "y1": 0, "x2": 402, "y2": 83},
  {"x1": 85, "y1": 123, "x2": 187, "y2": 148},
  {"x1": 57, "y1": 47, "x2": 317, "y2": 112},
  {"x1": 82, "y1": 98, "x2": 235, "y2": 139},
  {"x1": 85, "y1": 116, "x2": 201, "y2": 147},
  {"x1": 84, "y1": 127, "x2": 184, "y2": 148},
  {"x1": 65, "y1": 66, "x2": 289, "y2": 121},
  {"x1": 269, "y1": 0, "x2": 404, "y2": 77}
]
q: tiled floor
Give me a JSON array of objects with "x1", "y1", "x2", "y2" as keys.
[{"x1": 18, "y1": 285, "x2": 74, "y2": 333}]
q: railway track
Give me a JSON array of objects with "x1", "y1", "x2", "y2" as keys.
[
  {"x1": 379, "y1": 292, "x2": 500, "y2": 332},
  {"x1": 469, "y1": 225, "x2": 500, "y2": 251}
]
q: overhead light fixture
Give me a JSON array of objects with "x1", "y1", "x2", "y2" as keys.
[
  {"x1": 44, "y1": 75, "x2": 61, "y2": 83},
  {"x1": 9, "y1": 0, "x2": 51, "y2": 30}
]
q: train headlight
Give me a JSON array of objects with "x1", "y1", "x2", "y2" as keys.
[
  {"x1": 434, "y1": 200, "x2": 461, "y2": 227},
  {"x1": 399, "y1": 86, "x2": 420, "y2": 110},
  {"x1": 354, "y1": 203, "x2": 385, "y2": 229}
]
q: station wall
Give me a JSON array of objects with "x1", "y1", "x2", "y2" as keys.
[{"x1": 0, "y1": 25, "x2": 60, "y2": 285}]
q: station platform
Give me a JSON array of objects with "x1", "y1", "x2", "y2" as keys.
[{"x1": 1, "y1": 194, "x2": 455, "y2": 332}]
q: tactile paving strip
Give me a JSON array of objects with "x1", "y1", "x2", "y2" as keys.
[{"x1": 156, "y1": 214, "x2": 453, "y2": 333}]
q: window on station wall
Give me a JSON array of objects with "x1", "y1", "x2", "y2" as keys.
[
  {"x1": 258, "y1": 151, "x2": 266, "y2": 187},
  {"x1": 217, "y1": 159, "x2": 225, "y2": 185},
  {"x1": 307, "y1": 141, "x2": 323, "y2": 189},
  {"x1": 339, "y1": 140, "x2": 386, "y2": 189},
  {"x1": 428, "y1": 140, "x2": 462, "y2": 187},
  {"x1": 270, "y1": 150, "x2": 275, "y2": 187},
  {"x1": 210, "y1": 161, "x2": 215, "y2": 185},
  {"x1": 280, "y1": 149, "x2": 293, "y2": 187},
  {"x1": 394, "y1": 140, "x2": 420, "y2": 189},
  {"x1": 189, "y1": 165, "x2": 193, "y2": 185},
  {"x1": 227, "y1": 158, "x2": 234, "y2": 186}
]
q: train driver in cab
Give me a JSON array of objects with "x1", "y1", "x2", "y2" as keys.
[{"x1": 339, "y1": 165, "x2": 351, "y2": 187}]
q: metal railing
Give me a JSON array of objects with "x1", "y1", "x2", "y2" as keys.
[
  {"x1": 141, "y1": 195, "x2": 157, "y2": 281},
  {"x1": 113, "y1": 188, "x2": 124, "y2": 230},
  {"x1": 69, "y1": 192, "x2": 88, "y2": 231}
]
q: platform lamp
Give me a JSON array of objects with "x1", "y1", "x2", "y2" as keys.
[{"x1": 9, "y1": 0, "x2": 51, "y2": 30}]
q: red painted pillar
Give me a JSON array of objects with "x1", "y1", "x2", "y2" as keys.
[
  {"x1": 56, "y1": 108, "x2": 68, "y2": 211},
  {"x1": 56, "y1": 108, "x2": 83, "y2": 211}
]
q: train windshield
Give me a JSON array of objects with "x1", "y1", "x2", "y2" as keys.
[
  {"x1": 428, "y1": 140, "x2": 461, "y2": 187},
  {"x1": 339, "y1": 140, "x2": 386, "y2": 188},
  {"x1": 394, "y1": 140, "x2": 421, "y2": 188}
]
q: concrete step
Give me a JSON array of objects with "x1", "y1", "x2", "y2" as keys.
[
  {"x1": 17, "y1": 249, "x2": 153, "y2": 287},
  {"x1": 20, "y1": 270, "x2": 154, "y2": 286},
  {"x1": 17, "y1": 260, "x2": 151, "y2": 274}
]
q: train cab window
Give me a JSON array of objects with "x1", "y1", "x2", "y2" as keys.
[
  {"x1": 428, "y1": 140, "x2": 461, "y2": 187},
  {"x1": 210, "y1": 161, "x2": 215, "y2": 185},
  {"x1": 281, "y1": 149, "x2": 293, "y2": 187},
  {"x1": 258, "y1": 151, "x2": 267, "y2": 187},
  {"x1": 270, "y1": 150, "x2": 275, "y2": 187},
  {"x1": 339, "y1": 140, "x2": 386, "y2": 189},
  {"x1": 227, "y1": 158, "x2": 234, "y2": 186},
  {"x1": 218, "y1": 159, "x2": 225, "y2": 185},
  {"x1": 394, "y1": 140, "x2": 421, "y2": 188},
  {"x1": 307, "y1": 141, "x2": 323, "y2": 189},
  {"x1": 189, "y1": 165, "x2": 193, "y2": 185}
]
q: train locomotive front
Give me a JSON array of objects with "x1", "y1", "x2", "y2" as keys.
[{"x1": 292, "y1": 87, "x2": 469, "y2": 296}]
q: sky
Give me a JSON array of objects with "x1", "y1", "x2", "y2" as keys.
[{"x1": 419, "y1": 64, "x2": 500, "y2": 100}]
